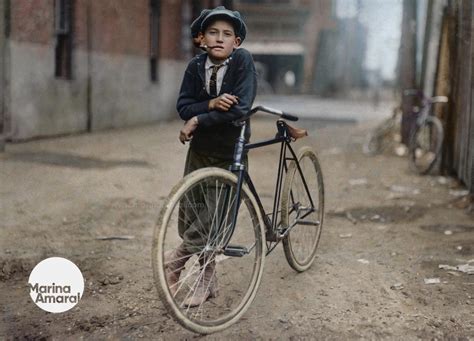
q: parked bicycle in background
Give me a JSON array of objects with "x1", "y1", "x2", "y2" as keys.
[
  {"x1": 404, "y1": 89, "x2": 448, "y2": 175},
  {"x1": 364, "y1": 89, "x2": 448, "y2": 175}
]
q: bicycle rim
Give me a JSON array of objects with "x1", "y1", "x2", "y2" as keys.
[
  {"x1": 282, "y1": 147, "x2": 324, "y2": 272},
  {"x1": 409, "y1": 116, "x2": 443, "y2": 174},
  {"x1": 152, "y1": 168, "x2": 265, "y2": 334}
]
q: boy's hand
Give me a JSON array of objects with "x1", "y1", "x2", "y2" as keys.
[
  {"x1": 179, "y1": 116, "x2": 199, "y2": 144},
  {"x1": 208, "y1": 93, "x2": 239, "y2": 112}
]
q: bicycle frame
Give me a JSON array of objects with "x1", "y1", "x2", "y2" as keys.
[
  {"x1": 222, "y1": 119, "x2": 315, "y2": 255},
  {"x1": 404, "y1": 90, "x2": 448, "y2": 127},
  {"x1": 415, "y1": 99, "x2": 431, "y2": 126}
]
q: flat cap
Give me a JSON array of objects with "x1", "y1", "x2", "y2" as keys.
[
  {"x1": 200, "y1": 7, "x2": 247, "y2": 42},
  {"x1": 190, "y1": 7, "x2": 222, "y2": 38}
]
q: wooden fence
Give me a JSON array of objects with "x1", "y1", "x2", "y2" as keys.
[{"x1": 435, "y1": 0, "x2": 473, "y2": 194}]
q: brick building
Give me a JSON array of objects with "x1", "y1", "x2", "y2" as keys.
[
  {"x1": 0, "y1": 0, "x2": 337, "y2": 142},
  {"x1": 0, "y1": 0, "x2": 211, "y2": 141}
]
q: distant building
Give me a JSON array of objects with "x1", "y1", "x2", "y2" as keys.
[
  {"x1": 313, "y1": 17, "x2": 368, "y2": 96},
  {"x1": 234, "y1": 0, "x2": 336, "y2": 94}
]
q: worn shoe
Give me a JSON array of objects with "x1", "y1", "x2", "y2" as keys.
[
  {"x1": 164, "y1": 244, "x2": 191, "y2": 297},
  {"x1": 182, "y1": 259, "x2": 218, "y2": 307}
]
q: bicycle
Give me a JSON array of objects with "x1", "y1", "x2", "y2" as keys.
[
  {"x1": 152, "y1": 106, "x2": 324, "y2": 334},
  {"x1": 363, "y1": 105, "x2": 402, "y2": 155},
  {"x1": 405, "y1": 89, "x2": 448, "y2": 174}
]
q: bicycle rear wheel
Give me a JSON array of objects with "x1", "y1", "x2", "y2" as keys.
[
  {"x1": 152, "y1": 167, "x2": 265, "y2": 334},
  {"x1": 409, "y1": 116, "x2": 443, "y2": 174},
  {"x1": 281, "y1": 147, "x2": 324, "y2": 272}
]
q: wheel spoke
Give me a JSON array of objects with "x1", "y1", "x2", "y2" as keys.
[
  {"x1": 282, "y1": 148, "x2": 324, "y2": 272},
  {"x1": 410, "y1": 118, "x2": 443, "y2": 174},
  {"x1": 153, "y1": 169, "x2": 265, "y2": 333}
]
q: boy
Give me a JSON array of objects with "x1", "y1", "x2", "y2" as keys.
[{"x1": 165, "y1": 7, "x2": 257, "y2": 307}]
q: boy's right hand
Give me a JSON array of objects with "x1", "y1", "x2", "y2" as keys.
[{"x1": 208, "y1": 93, "x2": 239, "y2": 112}]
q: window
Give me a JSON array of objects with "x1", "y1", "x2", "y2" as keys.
[
  {"x1": 181, "y1": 1, "x2": 193, "y2": 59},
  {"x1": 54, "y1": 0, "x2": 73, "y2": 79},
  {"x1": 150, "y1": 0, "x2": 161, "y2": 82}
]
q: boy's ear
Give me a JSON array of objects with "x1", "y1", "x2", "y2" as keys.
[
  {"x1": 197, "y1": 32, "x2": 205, "y2": 46},
  {"x1": 234, "y1": 36, "x2": 242, "y2": 48},
  {"x1": 193, "y1": 36, "x2": 202, "y2": 48}
]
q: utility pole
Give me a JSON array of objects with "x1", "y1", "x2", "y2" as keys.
[
  {"x1": 86, "y1": 0, "x2": 92, "y2": 132},
  {"x1": 422, "y1": 0, "x2": 446, "y2": 97},
  {"x1": 398, "y1": 0, "x2": 417, "y2": 144},
  {"x1": 302, "y1": 0, "x2": 322, "y2": 93}
]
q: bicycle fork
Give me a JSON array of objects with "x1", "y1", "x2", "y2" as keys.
[{"x1": 211, "y1": 122, "x2": 255, "y2": 258}]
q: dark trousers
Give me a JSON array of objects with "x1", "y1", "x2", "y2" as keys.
[{"x1": 178, "y1": 147, "x2": 248, "y2": 253}]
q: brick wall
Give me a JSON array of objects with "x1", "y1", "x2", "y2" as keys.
[
  {"x1": 10, "y1": 0, "x2": 185, "y2": 58},
  {"x1": 10, "y1": 0, "x2": 53, "y2": 44},
  {"x1": 86, "y1": 0, "x2": 149, "y2": 56},
  {"x1": 160, "y1": 0, "x2": 184, "y2": 59},
  {"x1": 5, "y1": 0, "x2": 188, "y2": 140}
]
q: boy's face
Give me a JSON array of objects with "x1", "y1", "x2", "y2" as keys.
[{"x1": 200, "y1": 20, "x2": 241, "y2": 62}]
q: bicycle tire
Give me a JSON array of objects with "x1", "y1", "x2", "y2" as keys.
[
  {"x1": 409, "y1": 116, "x2": 444, "y2": 175},
  {"x1": 281, "y1": 147, "x2": 324, "y2": 272},
  {"x1": 152, "y1": 167, "x2": 265, "y2": 334}
]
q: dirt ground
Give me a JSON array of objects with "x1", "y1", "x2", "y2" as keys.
[{"x1": 0, "y1": 116, "x2": 473, "y2": 340}]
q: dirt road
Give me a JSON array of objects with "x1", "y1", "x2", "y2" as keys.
[{"x1": 1, "y1": 117, "x2": 473, "y2": 339}]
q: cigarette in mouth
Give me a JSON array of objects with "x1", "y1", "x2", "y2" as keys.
[{"x1": 200, "y1": 45, "x2": 221, "y2": 49}]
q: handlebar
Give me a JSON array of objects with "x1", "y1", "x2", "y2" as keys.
[
  {"x1": 281, "y1": 112, "x2": 299, "y2": 121},
  {"x1": 403, "y1": 89, "x2": 449, "y2": 104},
  {"x1": 234, "y1": 105, "x2": 299, "y2": 125},
  {"x1": 431, "y1": 96, "x2": 448, "y2": 103}
]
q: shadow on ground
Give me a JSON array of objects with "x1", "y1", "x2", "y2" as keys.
[{"x1": 4, "y1": 151, "x2": 151, "y2": 169}]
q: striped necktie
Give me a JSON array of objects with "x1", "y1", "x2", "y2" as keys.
[{"x1": 209, "y1": 64, "x2": 224, "y2": 97}]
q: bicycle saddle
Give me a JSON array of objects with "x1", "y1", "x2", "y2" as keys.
[{"x1": 279, "y1": 120, "x2": 308, "y2": 140}]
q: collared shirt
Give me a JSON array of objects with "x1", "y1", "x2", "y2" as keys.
[{"x1": 205, "y1": 56, "x2": 230, "y2": 96}]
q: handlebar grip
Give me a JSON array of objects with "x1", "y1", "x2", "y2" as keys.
[
  {"x1": 281, "y1": 112, "x2": 299, "y2": 121},
  {"x1": 431, "y1": 96, "x2": 448, "y2": 103}
]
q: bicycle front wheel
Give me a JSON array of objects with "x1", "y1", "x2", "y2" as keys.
[
  {"x1": 281, "y1": 147, "x2": 324, "y2": 272},
  {"x1": 152, "y1": 167, "x2": 265, "y2": 334},
  {"x1": 363, "y1": 120, "x2": 394, "y2": 155},
  {"x1": 409, "y1": 116, "x2": 443, "y2": 174}
]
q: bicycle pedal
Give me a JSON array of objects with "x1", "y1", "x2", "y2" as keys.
[{"x1": 223, "y1": 245, "x2": 249, "y2": 257}]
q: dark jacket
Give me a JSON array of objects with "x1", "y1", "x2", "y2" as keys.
[{"x1": 176, "y1": 48, "x2": 257, "y2": 159}]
